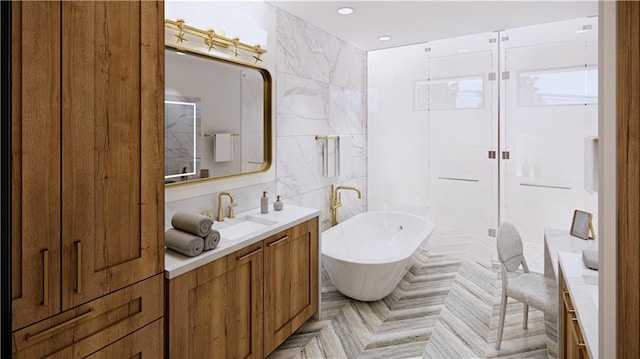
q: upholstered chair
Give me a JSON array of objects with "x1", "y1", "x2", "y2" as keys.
[{"x1": 495, "y1": 222, "x2": 558, "y2": 350}]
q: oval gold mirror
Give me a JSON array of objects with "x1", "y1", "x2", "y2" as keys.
[{"x1": 164, "y1": 45, "x2": 272, "y2": 186}]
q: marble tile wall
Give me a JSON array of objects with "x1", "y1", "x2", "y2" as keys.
[{"x1": 275, "y1": 9, "x2": 367, "y2": 231}]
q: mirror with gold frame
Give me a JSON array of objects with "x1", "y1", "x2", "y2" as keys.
[{"x1": 164, "y1": 45, "x2": 272, "y2": 186}]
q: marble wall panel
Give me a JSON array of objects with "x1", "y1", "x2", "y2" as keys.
[
  {"x1": 276, "y1": 8, "x2": 331, "y2": 83},
  {"x1": 275, "y1": 8, "x2": 367, "y2": 225}
]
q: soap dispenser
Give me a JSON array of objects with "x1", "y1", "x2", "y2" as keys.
[
  {"x1": 273, "y1": 195, "x2": 283, "y2": 211},
  {"x1": 261, "y1": 191, "x2": 269, "y2": 214}
]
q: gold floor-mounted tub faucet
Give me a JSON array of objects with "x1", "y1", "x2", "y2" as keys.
[{"x1": 330, "y1": 185, "x2": 362, "y2": 226}]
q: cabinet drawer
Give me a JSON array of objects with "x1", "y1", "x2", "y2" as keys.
[
  {"x1": 86, "y1": 319, "x2": 163, "y2": 359},
  {"x1": 12, "y1": 274, "x2": 163, "y2": 358}
]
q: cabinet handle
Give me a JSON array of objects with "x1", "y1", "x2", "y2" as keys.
[
  {"x1": 236, "y1": 247, "x2": 262, "y2": 262},
  {"x1": 75, "y1": 241, "x2": 82, "y2": 294},
  {"x1": 268, "y1": 235, "x2": 289, "y2": 247},
  {"x1": 41, "y1": 249, "x2": 49, "y2": 306},
  {"x1": 25, "y1": 308, "x2": 95, "y2": 342},
  {"x1": 570, "y1": 317, "x2": 587, "y2": 347},
  {"x1": 562, "y1": 291, "x2": 575, "y2": 313}
]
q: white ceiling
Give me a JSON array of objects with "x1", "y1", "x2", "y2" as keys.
[{"x1": 267, "y1": 1, "x2": 598, "y2": 51}]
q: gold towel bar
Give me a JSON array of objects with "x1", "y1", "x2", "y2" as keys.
[{"x1": 315, "y1": 135, "x2": 340, "y2": 140}]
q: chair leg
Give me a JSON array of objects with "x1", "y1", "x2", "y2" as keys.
[
  {"x1": 495, "y1": 294, "x2": 507, "y2": 350},
  {"x1": 523, "y1": 303, "x2": 529, "y2": 329}
]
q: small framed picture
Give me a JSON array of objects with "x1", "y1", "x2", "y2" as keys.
[{"x1": 570, "y1": 209, "x2": 594, "y2": 240}]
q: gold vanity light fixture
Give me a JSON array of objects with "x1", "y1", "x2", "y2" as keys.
[
  {"x1": 205, "y1": 29, "x2": 216, "y2": 52},
  {"x1": 231, "y1": 37, "x2": 241, "y2": 57},
  {"x1": 253, "y1": 45, "x2": 264, "y2": 63},
  {"x1": 174, "y1": 19, "x2": 188, "y2": 43},
  {"x1": 165, "y1": 18, "x2": 267, "y2": 64}
]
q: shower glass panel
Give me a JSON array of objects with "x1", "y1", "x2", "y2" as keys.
[
  {"x1": 428, "y1": 76, "x2": 484, "y2": 110},
  {"x1": 500, "y1": 17, "x2": 598, "y2": 272},
  {"x1": 426, "y1": 33, "x2": 498, "y2": 262}
]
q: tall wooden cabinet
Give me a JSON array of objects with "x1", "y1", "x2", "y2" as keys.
[{"x1": 11, "y1": 1, "x2": 164, "y2": 356}]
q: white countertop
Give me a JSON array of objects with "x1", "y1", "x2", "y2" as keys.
[
  {"x1": 544, "y1": 227, "x2": 597, "y2": 279},
  {"x1": 164, "y1": 205, "x2": 321, "y2": 279},
  {"x1": 559, "y1": 251, "x2": 599, "y2": 358}
]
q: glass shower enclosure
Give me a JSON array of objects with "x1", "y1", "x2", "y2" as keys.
[{"x1": 368, "y1": 17, "x2": 598, "y2": 271}]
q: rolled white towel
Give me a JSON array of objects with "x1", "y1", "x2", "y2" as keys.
[
  {"x1": 165, "y1": 228, "x2": 204, "y2": 257},
  {"x1": 171, "y1": 211, "x2": 212, "y2": 237},
  {"x1": 203, "y1": 229, "x2": 221, "y2": 251}
]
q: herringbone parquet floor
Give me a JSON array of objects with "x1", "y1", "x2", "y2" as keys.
[{"x1": 268, "y1": 233, "x2": 556, "y2": 359}]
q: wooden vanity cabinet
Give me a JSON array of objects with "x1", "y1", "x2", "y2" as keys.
[
  {"x1": 11, "y1": 0, "x2": 164, "y2": 355},
  {"x1": 166, "y1": 241, "x2": 264, "y2": 359},
  {"x1": 561, "y1": 276, "x2": 589, "y2": 359},
  {"x1": 264, "y1": 217, "x2": 319, "y2": 355},
  {"x1": 167, "y1": 216, "x2": 319, "y2": 358}
]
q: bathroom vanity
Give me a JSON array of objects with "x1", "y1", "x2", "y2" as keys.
[
  {"x1": 165, "y1": 205, "x2": 320, "y2": 358},
  {"x1": 544, "y1": 228, "x2": 598, "y2": 358}
]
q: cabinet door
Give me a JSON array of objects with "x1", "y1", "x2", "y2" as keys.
[
  {"x1": 11, "y1": 1, "x2": 62, "y2": 331},
  {"x1": 60, "y1": 0, "x2": 164, "y2": 309},
  {"x1": 264, "y1": 217, "x2": 319, "y2": 355},
  {"x1": 227, "y1": 242, "x2": 264, "y2": 359},
  {"x1": 167, "y1": 242, "x2": 263, "y2": 359}
]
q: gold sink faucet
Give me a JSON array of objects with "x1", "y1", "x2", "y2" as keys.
[
  {"x1": 217, "y1": 192, "x2": 235, "y2": 222},
  {"x1": 330, "y1": 185, "x2": 362, "y2": 226}
]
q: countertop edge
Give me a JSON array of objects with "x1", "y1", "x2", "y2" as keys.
[{"x1": 164, "y1": 205, "x2": 321, "y2": 279}]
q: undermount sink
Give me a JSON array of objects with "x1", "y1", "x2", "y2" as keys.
[{"x1": 213, "y1": 214, "x2": 277, "y2": 240}]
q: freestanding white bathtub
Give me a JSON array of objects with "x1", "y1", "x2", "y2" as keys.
[{"x1": 321, "y1": 211, "x2": 434, "y2": 301}]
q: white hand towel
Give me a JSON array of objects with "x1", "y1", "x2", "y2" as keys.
[
  {"x1": 214, "y1": 133, "x2": 233, "y2": 162},
  {"x1": 165, "y1": 228, "x2": 204, "y2": 257}
]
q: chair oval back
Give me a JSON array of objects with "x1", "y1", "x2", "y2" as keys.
[{"x1": 497, "y1": 222, "x2": 524, "y2": 272}]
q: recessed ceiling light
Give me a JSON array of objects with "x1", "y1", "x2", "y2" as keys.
[
  {"x1": 378, "y1": 35, "x2": 392, "y2": 41},
  {"x1": 337, "y1": 7, "x2": 354, "y2": 15},
  {"x1": 457, "y1": 48, "x2": 469, "y2": 53}
]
